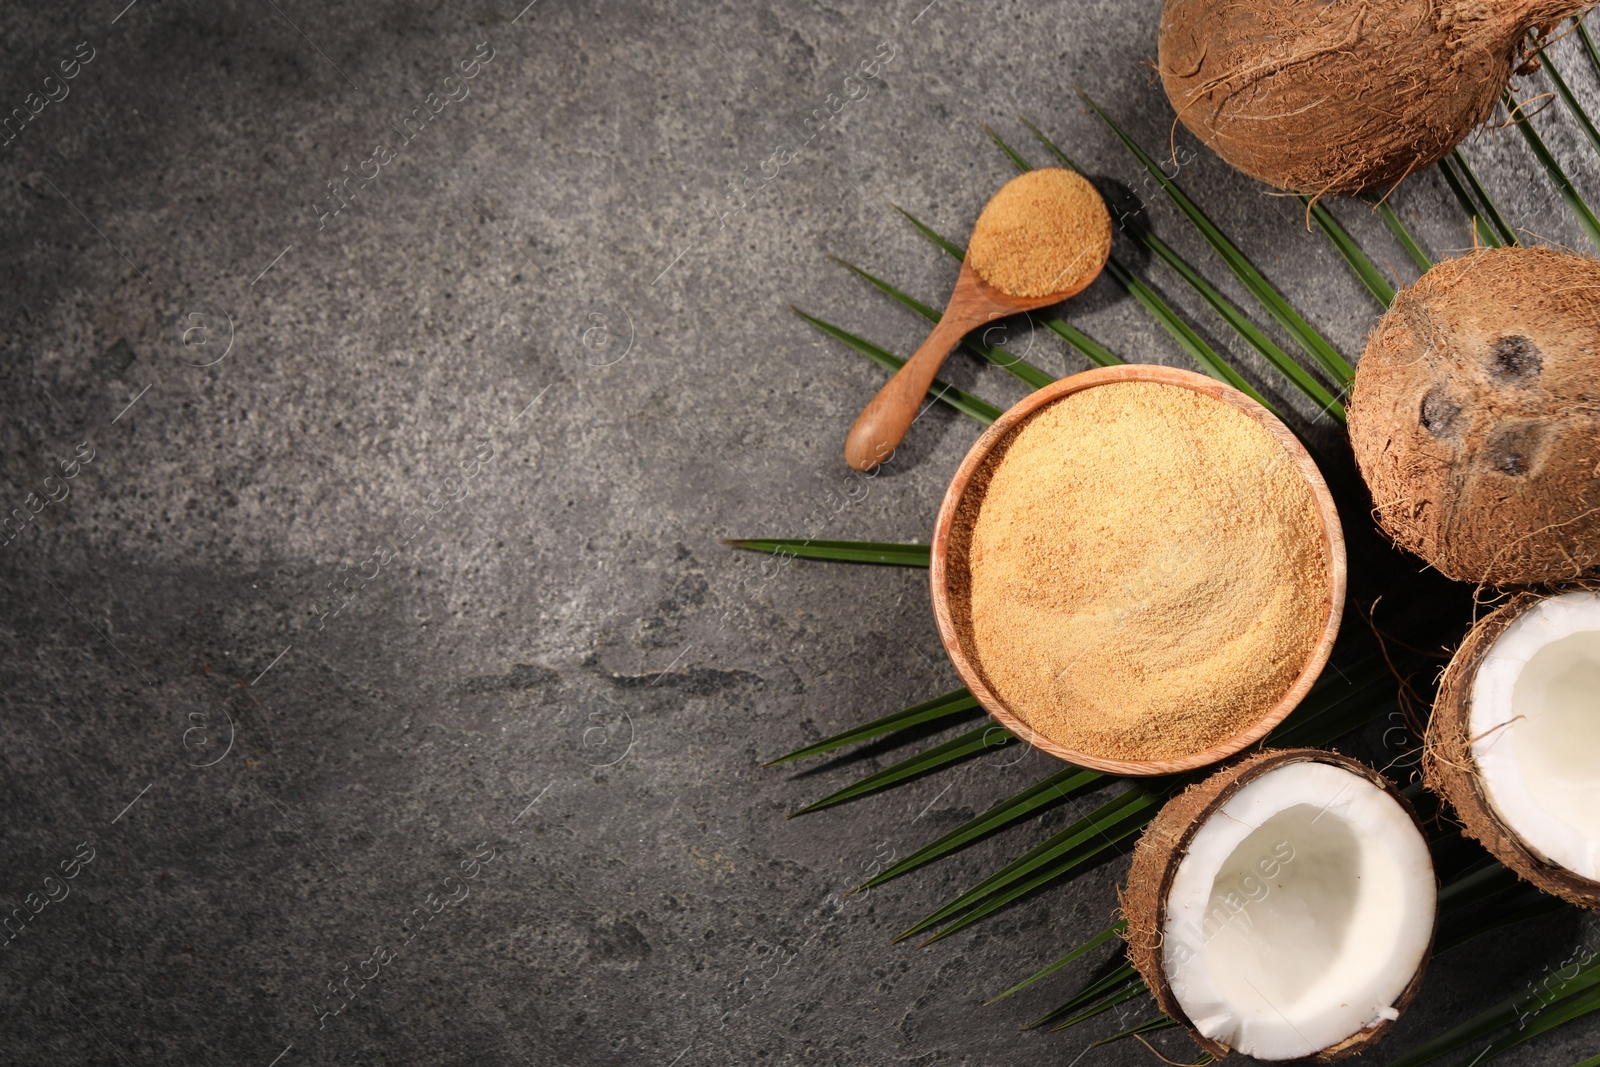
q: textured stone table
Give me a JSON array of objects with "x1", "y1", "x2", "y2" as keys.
[{"x1": 2, "y1": 1, "x2": 1597, "y2": 1064}]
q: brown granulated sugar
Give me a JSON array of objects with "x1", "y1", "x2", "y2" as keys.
[
  {"x1": 967, "y1": 167, "x2": 1112, "y2": 298},
  {"x1": 946, "y1": 382, "x2": 1329, "y2": 762}
]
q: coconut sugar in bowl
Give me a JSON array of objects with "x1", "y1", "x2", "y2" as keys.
[{"x1": 930, "y1": 366, "x2": 1346, "y2": 776}]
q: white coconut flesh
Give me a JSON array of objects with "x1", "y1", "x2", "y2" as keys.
[
  {"x1": 1159, "y1": 762, "x2": 1435, "y2": 1061},
  {"x1": 1470, "y1": 590, "x2": 1600, "y2": 882}
]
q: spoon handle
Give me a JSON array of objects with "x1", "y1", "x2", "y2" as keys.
[{"x1": 844, "y1": 310, "x2": 980, "y2": 471}]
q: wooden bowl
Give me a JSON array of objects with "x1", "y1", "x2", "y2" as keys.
[{"x1": 929, "y1": 365, "x2": 1347, "y2": 777}]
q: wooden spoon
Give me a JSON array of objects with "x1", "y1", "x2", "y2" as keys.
[{"x1": 843, "y1": 253, "x2": 1105, "y2": 471}]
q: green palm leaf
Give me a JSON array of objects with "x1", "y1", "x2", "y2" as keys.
[
  {"x1": 890, "y1": 205, "x2": 1124, "y2": 368},
  {"x1": 1067, "y1": 96, "x2": 1355, "y2": 386},
  {"x1": 1028, "y1": 960, "x2": 1140, "y2": 1026},
  {"x1": 1506, "y1": 92, "x2": 1600, "y2": 251},
  {"x1": 1104, "y1": 257, "x2": 1278, "y2": 413},
  {"x1": 1481, "y1": 984, "x2": 1600, "y2": 1061},
  {"x1": 1048, "y1": 979, "x2": 1149, "y2": 1032},
  {"x1": 893, "y1": 204, "x2": 964, "y2": 259},
  {"x1": 1436, "y1": 892, "x2": 1569, "y2": 954},
  {"x1": 1438, "y1": 156, "x2": 1504, "y2": 248},
  {"x1": 791, "y1": 725, "x2": 1014, "y2": 816},
  {"x1": 984, "y1": 123, "x2": 1032, "y2": 172},
  {"x1": 1034, "y1": 311, "x2": 1125, "y2": 369},
  {"x1": 1093, "y1": 1015, "x2": 1178, "y2": 1047},
  {"x1": 1262, "y1": 676, "x2": 1399, "y2": 748},
  {"x1": 1453, "y1": 149, "x2": 1519, "y2": 246},
  {"x1": 1538, "y1": 41, "x2": 1600, "y2": 160},
  {"x1": 1301, "y1": 196, "x2": 1396, "y2": 307},
  {"x1": 857, "y1": 766, "x2": 1104, "y2": 890},
  {"x1": 987, "y1": 920, "x2": 1126, "y2": 1004},
  {"x1": 1383, "y1": 957, "x2": 1600, "y2": 1067},
  {"x1": 1580, "y1": 16, "x2": 1600, "y2": 79},
  {"x1": 828, "y1": 256, "x2": 1056, "y2": 389},
  {"x1": 1379, "y1": 202, "x2": 1434, "y2": 272},
  {"x1": 765, "y1": 688, "x2": 978, "y2": 765},
  {"x1": 1489, "y1": 985, "x2": 1600, "y2": 1060},
  {"x1": 915, "y1": 813, "x2": 1148, "y2": 946},
  {"x1": 792, "y1": 307, "x2": 1002, "y2": 423},
  {"x1": 1436, "y1": 859, "x2": 1521, "y2": 911},
  {"x1": 723, "y1": 538, "x2": 930, "y2": 568},
  {"x1": 899, "y1": 786, "x2": 1166, "y2": 944},
  {"x1": 1255, "y1": 647, "x2": 1401, "y2": 743}
]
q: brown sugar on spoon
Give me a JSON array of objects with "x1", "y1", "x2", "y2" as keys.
[
  {"x1": 967, "y1": 167, "x2": 1112, "y2": 297},
  {"x1": 843, "y1": 167, "x2": 1111, "y2": 470}
]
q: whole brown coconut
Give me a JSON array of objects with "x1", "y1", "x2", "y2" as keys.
[
  {"x1": 1347, "y1": 246, "x2": 1600, "y2": 586},
  {"x1": 1159, "y1": 0, "x2": 1593, "y2": 194},
  {"x1": 1425, "y1": 593, "x2": 1600, "y2": 907}
]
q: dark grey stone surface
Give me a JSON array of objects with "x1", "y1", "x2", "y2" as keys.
[{"x1": 1, "y1": 1, "x2": 1597, "y2": 1064}]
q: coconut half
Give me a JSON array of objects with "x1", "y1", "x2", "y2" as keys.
[
  {"x1": 1427, "y1": 591, "x2": 1600, "y2": 906},
  {"x1": 1124, "y1": 750, "x2": 1436, "y2": 1061}
]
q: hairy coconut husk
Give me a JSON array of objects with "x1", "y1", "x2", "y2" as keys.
[
  {"x1": 1425, "y1": 594, "x2": 1600, "y2": 907},
  {"x1": 1158, "y1": 0, "x2": 1594, "y2": 194},
  {"x1": 1123, "y1": 748, "x2": 1432, "y2": 1061},
  {"x1": 1347, "y1": 247, "x2": 1600, "y2": 586}
]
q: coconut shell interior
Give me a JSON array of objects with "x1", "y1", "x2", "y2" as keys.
[
  {"x1": 1425, "y1": 594, "x2": 1600, "y2": 907},
  {"x1": 1122, "y1": 748, "x2": 1434, "y2": 1061}
]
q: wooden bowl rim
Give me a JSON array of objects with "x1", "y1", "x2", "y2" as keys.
[{"x1": 928, "y1": 364, "x2": 1348, "y2": 777}]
